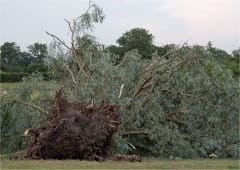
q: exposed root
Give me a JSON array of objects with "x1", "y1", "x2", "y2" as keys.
[{"x1": 25, "y1": 89, "x2": 119, "y2": 160}]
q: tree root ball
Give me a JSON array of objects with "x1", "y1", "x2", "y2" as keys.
[{"x1": 26, "y1": 89, "x2": 119, "y2": 160}]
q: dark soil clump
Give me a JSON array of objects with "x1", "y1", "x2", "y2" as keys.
[{"x1": 25, "y1": 89, "x2": 119, "y2": 160}]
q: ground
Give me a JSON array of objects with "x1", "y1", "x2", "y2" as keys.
[{"x1": 1, "y1": 158, "x2": 239, "y2": 169}]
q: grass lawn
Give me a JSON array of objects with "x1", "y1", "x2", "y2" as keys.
[
  {"x1": 0, "y1": 81, "x2": 60, "y2": 91},
  {"x1": 0, "y1": 82, "x2": 21, "y2": 91},
  {"x1": 1, "y1": 158, "x2": 239, "y2": 169},
  {"x1": 0, "y1": 81, "x2": 60, "y2": 98}
]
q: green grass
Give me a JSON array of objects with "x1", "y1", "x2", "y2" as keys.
[
  {"x1": 1, "y1": 159, "x2": 239, "y2": 169},
  {"x1": 0, "y1": 82, "x2": 60, "y2": 97},
  {"x1": 0, "y1": 82, "x2": 20, "y2": 90},
  {"x1": 0, "y1": 81, "x2": 60, "y2": 90}
]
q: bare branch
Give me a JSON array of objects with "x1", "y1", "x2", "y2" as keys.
[
  {"x1": 116, "y1": 54, "x2": 129, "y2": 68},
  {"x1": 125, "y1": 76, "x2": 152, "y2": 109},
  {"x1": 46, "y1": 29, "x2": 90, "y2": 78},
  {"x1": 46, "y1": 31, "x2": 71, "y2": 50},
  {"x1": 63, "y1": 63, "x2": 77, "y2": 84},
  {"x1": 165, "y1": 116, "x2": 186, "y2": 125},
  {"x1": 64, "y1": 19, "x2": 73, "y2": 33},
  {"x1": 133, "y1": 76, "x2": 153, "y2": 98},
  {"x1": 118, "y1": 84, "x2": 125, "y2": 98}
]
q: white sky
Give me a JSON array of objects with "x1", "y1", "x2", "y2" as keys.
[{"x1": 1, "y1": 0, "x2": 239, "y2": 53}]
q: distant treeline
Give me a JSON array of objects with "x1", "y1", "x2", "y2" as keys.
[{"x1": 0, "y1": 28, "x2": 239, "y2": 82}]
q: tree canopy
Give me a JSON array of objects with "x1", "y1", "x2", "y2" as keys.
[
  {"x1": 27, "y1": 43, "x2": 48, "y2": 62},
  {"x1": 116, "y1": 28, "x2": 155, "y2": 59},
  {"x1": 0, "y1": 42, "x2": 21, "y2": 66}
]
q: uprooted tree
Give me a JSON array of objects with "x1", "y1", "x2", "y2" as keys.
[
  {"x1": 43, "y1": 0, "x2": 239, "y2": 157},
  {"x1": 43, "y1": 0, "x2": 240, "y2": 157},
  {"x1": 0, "y1": 0, "x2": 239, "y2": 160}
]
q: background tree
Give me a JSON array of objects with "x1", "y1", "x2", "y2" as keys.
[
  {"x1": 206, "y1": 42, "x2": 239, "y2": 79},
  {"x1": 0, "y1": 42, "x2": 21, "y2": 70},
  {"x1": 155, "y1": 44, "x2": 177, "y2": 58},
  {"x1": 105, "y1": 45, "x2": 125, "y2": 65},
  {"x1": 232, "y1": 48, "x2": 240, "y2": 63},
  {"x1": 0, "y1": 42, "x2": 50, "y2": 82},
  {"x1": 17, "y1": 51, "x2": 35, "y2": 69},
  {"x1": 0, "y1": 42, "x2": 34, "y2": 72},
  {"x1": 27, "y1": 43, "x2": 48, "y2": 62},
  {"x1": 116, "y1": 28, "x2": 155, "y2": 59}
]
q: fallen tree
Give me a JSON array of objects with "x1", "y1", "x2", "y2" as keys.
[{"x1": 1, "y1": 0, "x2": 239, "y2": 159}]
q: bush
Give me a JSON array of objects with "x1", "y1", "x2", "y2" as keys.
[
  {"x1": 0, "y1": 76, "x2": 54, "y2": 153},
  {"x1": 0, "y1": 72, "x2": 29, "y2": 82},
  {"x1": 27, "y1": 63, "x2": 48, "y2": 73},
  {"x1": 0, "y1": 64, "x2": 25, "y2": 72}
]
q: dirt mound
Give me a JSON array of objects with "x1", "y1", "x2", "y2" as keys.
[{"x1": 25, "y1": 89, "x2": 119, "y2": 160}]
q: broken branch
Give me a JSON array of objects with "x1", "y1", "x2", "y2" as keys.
[
  {"x1": 63, "y1": 63, "x2": 77, "y2": 84},
  {"x1": 15, "y1": 100, "x2": 49, "y2": 114},
  {"x1": 46, "y1": 31, "x2": 71, "y2": 50}
]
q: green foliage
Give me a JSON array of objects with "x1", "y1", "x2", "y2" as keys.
[
  {"x1": 1, "y1": 42, "x2": 50, "y2": 77},
  {"x1": 116, "y1": 28, "x2": 155, "y2": 59},
  {"x1": 155, "y1": 44, "x2": 177, "y2": 57},
  {"x1": 55, "y1": 45, "x2": 239, "y2": 158},
  {"x1": 1, "y1": 1, "x2": 239, "y2": 159},
  {"x1": 27, "y1": 43, "x2": 48, "y2": 62},
  {"x1": 205, "y1": 42, "x2": 240, "y2": 78},
  {"x1": 0, "y1": 99, "x2": 37, "y2": 153},
  {"x1": 232, "y1": 48, "x2": 240, "y2": 63},
  {"x1": 0, "y1": 72, "x2": 29, "y2": 82},
  {"x1": 1, "y1": 64, "x2": 25, "y2": 72},
  {"x1": 27, "y1": 63, "x2": 48, "y2": 73},
  {"x1": 0, "y1": 75, "x2": 56, "y2": 153},
  {"x1": 0, "y1": 42, "x2": 36, "y2": 72},
  {"x1": 105, "y1": 45, "x2": 125, "y2": 65},
  {"x1": 75, "y1": 3, "x2": 105, "y2": 32},
  {"x1": 45, "y1": 51, "x2": 69, "y2": 81},
  {"x1": 112, "y1": 136, "x2": 131, "y2": 154},
  {"x1": 0, "y1": 42, "x2": 21, "y2": 65}
]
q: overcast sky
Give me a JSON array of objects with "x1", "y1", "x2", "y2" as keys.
[{"x1": 1, "y1": 0, "x2": 239, "y2": 52}]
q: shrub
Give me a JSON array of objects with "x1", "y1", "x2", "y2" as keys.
[
  {"x1": 0, "y1": 76, "x2": 54, "y2": 153},
  {"x1": 0, "y1": 72, "x2": 29, "y2": 82},
  {"x1": 0, "y1": 64, "x2": 25, "y2": 72},
  {"x1": 27, "y1": 63, "x2": 48, "y2": 73}
]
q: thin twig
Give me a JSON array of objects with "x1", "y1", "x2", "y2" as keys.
[
  {"x1": 46, "y1": 31, "x2": 71, "y2": 50},
  {"x1": 75, "y1": 0, "x2": 93, "y2": 21},
  {"x1": 165, "y1": 116, "x2": 186, "y2": 125},
  {"x1": 15, "y1": 100, "x2": 49, "y2": 114}
]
